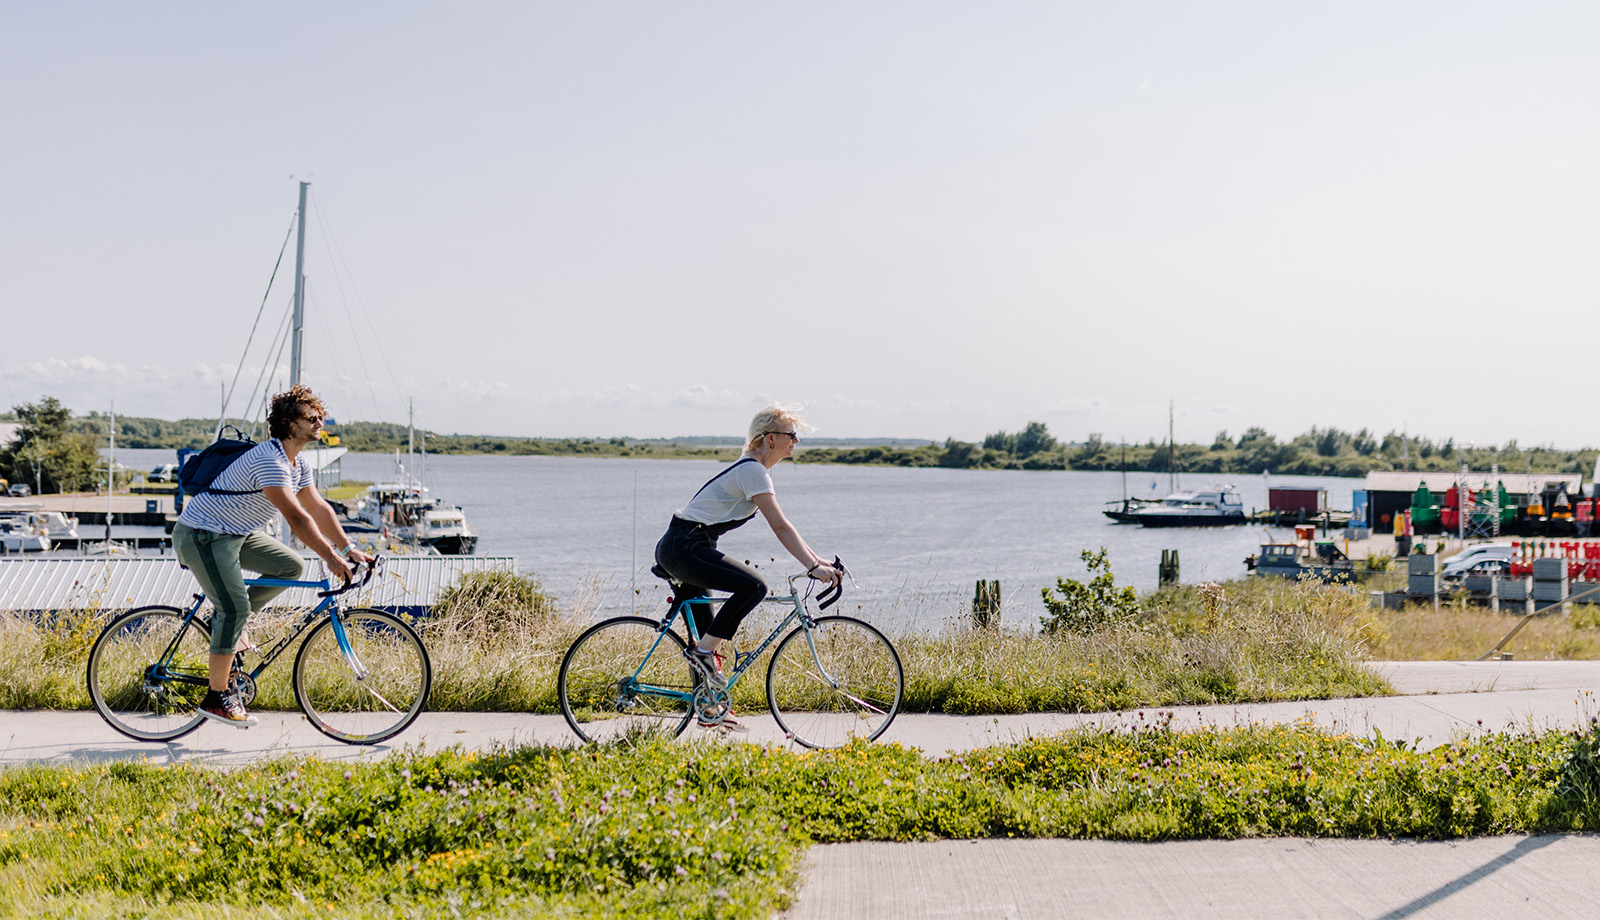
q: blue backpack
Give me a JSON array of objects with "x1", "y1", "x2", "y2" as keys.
[{"x1": 178, "y1": 426, "x2": 260, "y2": 497}]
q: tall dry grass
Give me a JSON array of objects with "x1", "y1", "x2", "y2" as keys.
[
  {"x1": 1366, "y1": 600, "x2": 1600, "y2": 660},
  {"x1": 22, "y1": 568, "x2": 1600, "y2": 717}
]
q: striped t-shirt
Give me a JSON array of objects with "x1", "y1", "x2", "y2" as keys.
[{"x1": 177, "y1": 439, "x2": 313, "y2": 535}]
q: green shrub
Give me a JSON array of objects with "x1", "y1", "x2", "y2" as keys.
[
  {"x1": 1040, "y1": 547, "x2": 1140, "y2": 635},
  {"x1": 429, "y1": 570, "x2": 557, "y2": 640}
]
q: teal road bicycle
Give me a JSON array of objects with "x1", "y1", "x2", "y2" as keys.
[
  {"x1": 557, "y1": 558, "x2": 903, "y2": 749},
  {"x1": 86, "y1": 557, "x2": 432, "y2": 745}
]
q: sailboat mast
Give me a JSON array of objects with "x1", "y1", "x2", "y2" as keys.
[
  {"x1": 1168, "y1": 401, "x2": 1176, "y2": 494},
  {"x1": 408, "y1": 398, "x2": 415, "y2": 489},
  {"x1": 289, "y1": 180, "x2": 309, "y2": 388},
  {"x1": 106, "y1": 401, "x2": 115, "y2": 544},
  {"x1": 1120, "y1": 440, "x2": 1127, "y2": 501}
]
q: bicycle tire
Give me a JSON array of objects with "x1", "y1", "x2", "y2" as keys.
[
  {"x1": 86, "y1": 605, "x2": 211, "y2": 742},
  {"x1": 292, "y1": 608, "x2": 431, "y2": 745},
  {"x1": 766, "y1": 615, "x2": 903, "y2": 749},
  {"x1": 558, "y1": 616, "x2": 696, "y2": 744}
]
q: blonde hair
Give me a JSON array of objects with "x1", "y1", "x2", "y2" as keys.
[{"x1": 745, "y1": 402, "x2": 814, "y2": 452}]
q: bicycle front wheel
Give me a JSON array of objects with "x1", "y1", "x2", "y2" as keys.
[
  {"x1": 767, "y1": 616, "x2": 903, "y2": 749},
  {"x1": 293, "y1": 608, "x2": 431, "y2": 745},
  {"x1": 558, "y1": 616, "x2": 696, "y2": 744},
  {"x1": 86, "y1": 605, "x2": 211, "y2": 742}
]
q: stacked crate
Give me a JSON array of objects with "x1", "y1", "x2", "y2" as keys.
[
  {"x1": 1533, "y1": 557, "x2": 1568, "y2": 613},
  {"x1": 1408, "y1": 553, "x2": 1439, "y2": 606}
]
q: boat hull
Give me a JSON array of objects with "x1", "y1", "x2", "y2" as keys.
[
  {"x1": 1135, "y1": 513, "x2": 1247, "y2": 528},
  {"x1": 423, "y1": 534, "x2": 478, "y2": 555}
]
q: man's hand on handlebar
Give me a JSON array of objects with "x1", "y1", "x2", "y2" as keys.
[
  {"x1": 325, "y1": 553, "x2": 353, "y2": 583},
  {"x1": 346, "y1": 546, "x2": 375, "y2": 567}
]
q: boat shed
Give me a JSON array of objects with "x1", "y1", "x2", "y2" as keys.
[
  {"x1": 1361, "y1": 472, "x2": 1583, "y2": 533},
  {"x1": 0, "y1": 554, "x2": 517, "y2": 617}
]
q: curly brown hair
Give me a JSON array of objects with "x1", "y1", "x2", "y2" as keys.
[{"x1": 267, "y1": 384, "x2": 327, "y2": 440}]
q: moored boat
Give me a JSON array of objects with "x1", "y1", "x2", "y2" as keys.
[
  {"x1": 1103, "y1": 497, "x2": 1157, "y2": 523},
  {"x1": 1131, "y1": 486, "x2": 1246, "y2": 527},
  {"x1": 348, "y1": 481, "x2": 478, "y2": 555}
]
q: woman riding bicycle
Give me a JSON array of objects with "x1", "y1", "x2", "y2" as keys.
[
  {"x1": 173, "y1": 384, "x2": 372, "y2": 728},
  {"x1": 654, "y1": 403, "x2": 841, "y2": 732}
]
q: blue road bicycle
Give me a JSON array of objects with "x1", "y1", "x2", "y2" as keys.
[
  {"x1": 86, "y1": 557, "x2": 431, "y2": 745},
  {"x1": 557, "y1": 559, "x2": 903, "y2": 749}
]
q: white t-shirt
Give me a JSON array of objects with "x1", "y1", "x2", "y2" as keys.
[
  {"x1": 676, "y1": 457, "x2": 775, "y2": 525},
  {"x1": 178, "y1": 439, "x2": 313, "y2": 535}
]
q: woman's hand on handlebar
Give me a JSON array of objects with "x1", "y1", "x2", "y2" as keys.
[{"x1": 809, "y1": 560, "x2": 842, "y2": 585}]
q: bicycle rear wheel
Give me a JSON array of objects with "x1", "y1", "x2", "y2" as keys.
[
  {"x1": 766, "y1": 615, "x2": 903, "y2": 749},
  {"x1": 559, "y1": 616, "x2": 696, "y2": 744},
  {"x1": 86, "y1": 606, "x2": 211, "y2": 742},
  {"x1": 293, "y1": 608, "x2": 431, "y2": 745}
]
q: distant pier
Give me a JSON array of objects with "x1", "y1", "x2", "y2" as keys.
[{"x1": 0, "y1": 493, "x2": 176, "y2": 526}]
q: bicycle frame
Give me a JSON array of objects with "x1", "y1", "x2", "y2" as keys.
[
  {"x1": 625, "y1": 575, "x2": 830, "y2": 707},
  {"x1": 150, "y1": 570, "x2": 368, "y2": 691}
]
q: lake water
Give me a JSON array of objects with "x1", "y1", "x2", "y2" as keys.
[{"x1": 111, "y1": 447, "x2": 1360, "y2": 630}]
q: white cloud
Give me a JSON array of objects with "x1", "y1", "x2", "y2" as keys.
[
  {"x1": 1049, "y1": 395, "x2": 1109, "y2": 415},
  {"x1": 893, "y1": 398, "x2": 993, "y2": 417},
  {"x1": 671, "y1": 386, "x2": 764, "y2": 411}
]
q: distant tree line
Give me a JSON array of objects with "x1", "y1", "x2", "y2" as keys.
[
  {"x1": 4, "y1": 397, "x2": 1595, "y2": 494},
  {"x1": 795, "y1": 422, "x2": 1600, "y2": 477}
]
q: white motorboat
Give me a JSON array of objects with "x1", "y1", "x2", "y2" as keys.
[
  {"x1": 350, "y1": 482, "x2": 478, "y2": 555},
  {"x1": 1, "y1": 514, "x2": 50, "y2": 552},
  {"x1": 0, "y1": 508, "x2": 80, "y2": 552},
  {"x1": 1131, "y1": 486, "x2": 1247, "y2": 527}
]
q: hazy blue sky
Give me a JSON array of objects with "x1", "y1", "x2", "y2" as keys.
[{"x1": 4, "y1": 3, "x2": 1596, "y2": 447}]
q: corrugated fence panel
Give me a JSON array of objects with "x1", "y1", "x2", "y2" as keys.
[{"x1": 0, "y1": 556, "x2": 518, "y2": 613}]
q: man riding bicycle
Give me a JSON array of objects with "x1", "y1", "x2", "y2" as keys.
[{"x1": 172, "y1": 384, "x2": 372, "y2": 728}]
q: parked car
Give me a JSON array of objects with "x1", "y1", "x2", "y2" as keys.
[
  {"x1": 1441, "y1": 544, "x2": 1514, "y2": 580},
  {"x1": 148, "y1": 464, "x2": 178, "y2": 483},
  {"x1": 6, "y1": 483, "x2": 31, "y2": 497}
]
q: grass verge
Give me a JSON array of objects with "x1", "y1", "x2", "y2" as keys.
[
  {"x1": 7, "y1": 720, "x2": 1600, "y2": 918},
  {"x1": 4, "y1": 576, "x2": 1388, "y2": 715}
]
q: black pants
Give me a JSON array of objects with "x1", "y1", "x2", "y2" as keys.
[{"x1": 654, "y1": 516, "x2": 768, "y2": 641}]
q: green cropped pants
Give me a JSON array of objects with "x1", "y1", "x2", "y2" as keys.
[{"x1": 173, "y1": 522, "x2": 304, "y2": 655}]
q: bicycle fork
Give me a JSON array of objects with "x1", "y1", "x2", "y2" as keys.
[
  {"x1": 799, "y1": 625, "x2": 889, "y2": 717},
  {"x1": 329, "y1": 612, "x2": 370, "y2": 680}
]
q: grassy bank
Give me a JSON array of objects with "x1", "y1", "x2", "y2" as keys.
[
  {"x1": 16, "y1": 571, "x2": 1600, "y2": 717},
  {"x1": 0, "y1": 577, "x2": 1386, "y2": 714},
  {"x1": 7, "y1": 721, "x2": 1600, "y2": 918}
]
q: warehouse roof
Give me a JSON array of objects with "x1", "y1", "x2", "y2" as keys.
[{"x1": 1364, "y1": 472, "x2": 1583, "y2": 495}]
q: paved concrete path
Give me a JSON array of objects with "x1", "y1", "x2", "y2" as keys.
[
  {"x1": 783, "y1": 835, "x2": 1600, "y2": 919},
  {"x1": 7, "y1": 661, "x2": 1600, "y2": 918},
  {"x1": 6, "y1": 660, "x2": 1600, "y2": 767}
]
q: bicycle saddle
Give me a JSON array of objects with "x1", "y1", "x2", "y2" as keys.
[{"x1": 649, "y1": 564, "x2": 684, "y2": 587}]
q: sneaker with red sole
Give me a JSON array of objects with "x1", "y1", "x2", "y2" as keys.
[{"x1": 197, "y1": 690, "x2": 258, "y2": 728}]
